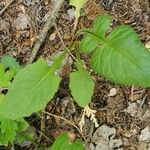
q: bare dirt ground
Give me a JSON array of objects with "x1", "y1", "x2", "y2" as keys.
[{"x1": 0, "y1": 0, "x2": 150, "y2": 149}]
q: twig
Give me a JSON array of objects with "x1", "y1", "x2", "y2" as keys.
[
  {"x1": 28, "y1": 0, "x2": 64, "y2": 64},
  {"x1": 43, "y1": 111, "x2": 85, "y2": 140},
  {"x1": 36, "y1": 128, "x2": 52, "y2": 142},
  {"x1": 54, "y1": 22, "x2": 78, "y2": 62},
  {"x1": 131, "y1": 94, "x2": 148, "y2": 128},
  {"x1": 139, "y1": 94, "x2": 148, "y2": 108},
  {"x1": 0, "y1": 0, "x2": 15, "y2": 16},
  {"x1": 72, "y1": 19, "x2": 79, "y2": 35},
  {"x1": 130, "y1": 86, "x2": 134, "y2": 101},
  {"x1": 37, "y1": 110, "x2": 46, "y2": 143},
  {"x1": 146, "y1": 0, "x2": 150, "y2": 13}
]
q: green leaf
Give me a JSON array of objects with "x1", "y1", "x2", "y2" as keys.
[
  {"x1": 0, "y1": 117, "x2": 28, "y2": 146},
  {"x1": 1, "y1": 118, "x2": 18, "y2": 141},
  {"x1": 80, "y1": 36, "x2": 100, "y2": 53},
  {"x1": 0, "y1": 94, "x2": 5, "y2": 106},
  {"x1": 0, "y1": 59, "x2": 61, "y2": 119},
  {"x1": 80, "y1": 16, "x2": 112, "y2": 53},
  {"x1": 69, "y1": 70, "x2": 95, "y2": 107},
  {"x1": 1, "y1": 55, "x2": 22, "y2": 72},
  {"x1": 0, "y1": 64, "x2": 15, "y2": 88},
  {"x1": 16, "y1": 118, "x2": 29, "y2": 131},
  {"x1": 69, "y1": 140, "x2": 85, "y2": 150},
  {"x1": 0, "y1": 117, "x2": 18, "y2": 145},
  {"x1": 93, "y1": 15, "x2": 112, "y2": 37},
  {"x1": 50, "y1": 133, "x2": 85, "y2": 150},
  {"x1": 80, "y1": 15, "x2": 150, "y2": 87},
  {"x1": 69, "y1": 0, "x2": 88, "y2": 20}
]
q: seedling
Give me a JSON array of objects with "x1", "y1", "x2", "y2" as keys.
[{"x1": 0, "y1": 15, "x2": 150, "y2": 148}]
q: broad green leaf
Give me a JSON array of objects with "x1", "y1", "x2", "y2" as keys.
[
  {"x1": 15, "y1": 119, "x2": 32, "y2": 143},
  {"x1": 80, "y1": 36, "x2": 100, "y2": 53},
  {"x1": 69, "y1": 140, "x2": 85, "y2": 150},
  {"x1": 50, "y1": 133, "x2": 85, "y2": 150},
  {"x1": 0, "y1": 59, "x2": 61, "y2": 119},
  {"x1": 16, "y1": 118, "x2": 29, "y2": 131},
  {"x1": 0, "y1": 117, "x2": 28, "y2": 145},
  {"x1": 0, "y1": 64, "x2": 15, "y2": 88},
  {"x1": 0, "y1": 117, "x2": 18, "y2": 145},
  {"x1": 50, "y1": 133, "x2": 69, "y2": 150},
  {"x1": 15, "y1": 131, "x2": 34, "y2": 144},
  {"x1": 0, "y1": 94, "x2": 5, "y2": 106},
  {"x1": 70, "y1": 0, "x2": 88, "y2": 20},
  {"x1": 80, "y1": 15, "x2": 150, "y2": 87},
  {"x1": 93, "y1": 15, "x2": 112, "y2": 37},
  {"x1": 1, "y1": 118, "x2": 18, "y2": 141},
  {"x1": 1, "y1": 55, "x2": 22, "y2": 72},
  {"x1": 69, "y1": 70, "x2": 95, "y2": 107},
  {"x1": 80, "y1": 15, "x2": 112, "y2": 53}
]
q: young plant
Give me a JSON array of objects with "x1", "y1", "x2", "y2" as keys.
[
  {"x1": 0, "y1": 14, "x2": 150, "y2": 148},
  {"x1": 0, "y1": 55, "x2": 28, "y2": 146}
]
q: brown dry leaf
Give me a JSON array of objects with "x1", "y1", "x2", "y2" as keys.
[
  {"x1": 83, "y1": 0, "x2": 107, "y2": 20},
  {"x1": 49, "y1": 32, "x2": 57, "y2": 41}
]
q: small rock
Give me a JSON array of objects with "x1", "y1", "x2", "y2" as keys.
[
  {"x1": 139, "y1": 126, "x2": 150, "y2": 142},
  {"x1": 108, "y1": 88, "x2": 117, "y2": 97},
  {"x1": 13, "y1": 13, "x2": 31, "y2": 30},
  {"x1": 145, "y1": 41, "x2": 150, "y2": 49},
  {"x1": 96, "y1": 141, "x2": 109, "y2": 150},
  {"x1": 93, "y1": 125, "x2": 116, "y2": 143},
  {"x1": 92, "y1": 125, "x2": 123, "y2": 150},
  {"x1": 109, "y1": 138, "x2": 123, "y2": 149},
  {"x1": 124, "y1": 102, "x2": 138, "y2": 117},
  {"x1": 67, "y1": 8, "x2": 75, "y2": 20}
]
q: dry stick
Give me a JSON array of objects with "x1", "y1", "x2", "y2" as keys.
[
  {"x1": 36, "y1": 128, "x2": 52, "y2": 142},
  {"x1": 37, "y1": 111, "x2": 46, "y2": 143},
  {"x1": 0, "y1": 0, "x2": 15, "y2": 16},
  {"x1": 54, "y1": 22, "x2": 78, "y2": 62},
  {"x1": 28, "y1": 0, "x2": 64, "y2": 64},
  {"x1": 44, "y1": 111, "x2": 85, "y2": 140},
  {"x1": 146, "y1": 0, "x2": 150, "y2": 13}
]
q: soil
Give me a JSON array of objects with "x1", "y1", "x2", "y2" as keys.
[{"x1": 0, "y1": 0, "x2": 150, "y2": 150}]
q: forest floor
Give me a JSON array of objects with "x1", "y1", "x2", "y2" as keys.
[{"x1": 0, "y1": 0, "x2": 150, "y2": 150}]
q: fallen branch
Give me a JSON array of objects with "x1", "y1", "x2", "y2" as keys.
[
  {"x1": 0, "y1": 0, "x2": 15, "y2": 16},
  {"x1": 44, "y1": 111, "x2": 85, "y2": 140},
  {"x1": 28, "y1": 0, "x2": 64, "y2": 64}
]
